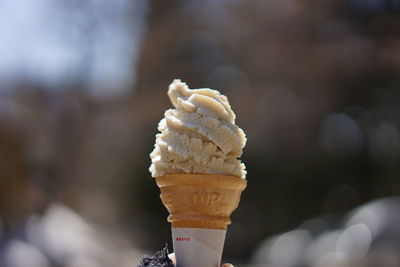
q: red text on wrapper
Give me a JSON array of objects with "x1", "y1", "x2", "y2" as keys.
[{"x1": 176, "y1": 237, "x2": 191, "y2": 242}]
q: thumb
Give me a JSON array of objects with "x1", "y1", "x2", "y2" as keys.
[{"x1": 168, "y1": 253, "x2": 176, "y2": 266}]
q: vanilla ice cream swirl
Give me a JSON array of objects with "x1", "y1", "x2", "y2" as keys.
[{"x1": 149, "y1": 79, "x2": 246, "y2": 178}]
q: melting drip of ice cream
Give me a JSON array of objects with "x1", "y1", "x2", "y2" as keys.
[{"x1": 149, "y1": 79, "x2": 246, "y2": 178}]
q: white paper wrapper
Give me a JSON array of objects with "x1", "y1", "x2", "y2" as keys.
[{"x1": 172, "y1": 227, "x2": 227, "y2": 267}]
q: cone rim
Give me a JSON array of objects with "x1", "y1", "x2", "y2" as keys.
[{"x1": 156, "y1": 173, "x2": 247, "y2": 190}]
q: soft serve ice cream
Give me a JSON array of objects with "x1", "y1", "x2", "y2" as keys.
[
  {"x1": 150, "y1": 80, "x2": 248, "y2": 267},
  {"x1": 149, "y1": 79, "x2": 246, "y2": 178}
]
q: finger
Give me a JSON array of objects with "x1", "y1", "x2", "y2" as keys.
[
  {"x1": 221, "y1": 263, "x2": 234, "y2": 267},
  {"x1": 168, "y1": 253, "x2": 176, "y2": 266}
]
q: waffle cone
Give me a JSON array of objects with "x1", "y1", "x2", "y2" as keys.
[{"x1": 156, "y1": 173, "x2": 247, "y2": 230}]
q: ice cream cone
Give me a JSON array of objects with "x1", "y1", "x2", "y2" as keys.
[
  {"x1": 156, "y1": 173, "x2": 246, "y2": 229},
  {"x1": 156, "y1": 173, "x2": 246, "y2": 267}
]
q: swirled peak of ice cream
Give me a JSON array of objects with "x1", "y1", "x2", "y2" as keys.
[{"x1": 149, "y1": 79, "x2": 247, "y2": 178}]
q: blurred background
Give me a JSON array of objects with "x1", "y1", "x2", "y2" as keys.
[{"x1": 1, "y1": 0, "x2": 400, "y2": 266}]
